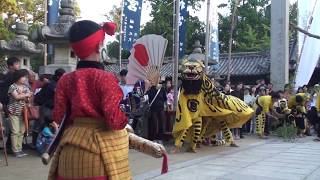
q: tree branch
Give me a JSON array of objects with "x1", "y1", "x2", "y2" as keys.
[{"x1": 289, "y1": 22, "x2": 320, "y2": 40}]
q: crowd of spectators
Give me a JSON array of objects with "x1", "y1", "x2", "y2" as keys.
[
  {"x1": 118, "y1": 68, "x2": 320, "y2": 144},
  {"x1": 1, "y1": 60, "x2": 319, "y2": 158},
  {"x1": 0, "y1": 56, "x2": 65, "y2": 158},
  {"x1": 216, "y1": 79, "x2": 320, "y2": 140}
]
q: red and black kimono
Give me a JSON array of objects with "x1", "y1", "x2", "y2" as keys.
[{"x1": 48, "y1": 61, "x2": 131, "y2": 180}]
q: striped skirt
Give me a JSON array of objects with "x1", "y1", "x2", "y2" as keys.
[{"x1": 48, "y1": 118, "x2": 131, "y2": 180}]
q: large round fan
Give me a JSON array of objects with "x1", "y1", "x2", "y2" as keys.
[{"x1": 126, "y1": 34, "x2": 168, "y2": 91}]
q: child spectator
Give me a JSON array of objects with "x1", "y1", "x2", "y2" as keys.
[
  {"x1": 36, "y1": 118, "x2": 57, "y2": 154},
  {"x1": 7, "y1": 69, "x2": 32, "y2": 157},
  {"x1": 292, "y1": 108, "x2": 306, "y2": 138},
  {"x1": 166, "y1": 87, "x2": 174, "y2": 112}
]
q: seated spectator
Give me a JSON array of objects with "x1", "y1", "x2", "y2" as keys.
[
  {"x1": 292, "y1": 108, "x2": 306, "y2": 138},
  {"x1": 36, "y1": 117, "x2": 57, "y2": 154},
  {"x1": 33, "y1": 68, "x2": 65, "y2": 147}
]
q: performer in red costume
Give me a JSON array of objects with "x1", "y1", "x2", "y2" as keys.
[{"x1": 48, "y1": 20, "x2": 131, "y2": 180}]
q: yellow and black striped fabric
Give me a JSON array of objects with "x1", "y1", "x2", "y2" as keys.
[
  {"x1": 173, "y1": 75, "x2": 254, "y2": 148},
  {"x1": 48, "y1": 118, "x2": 131, "y2": 180}
]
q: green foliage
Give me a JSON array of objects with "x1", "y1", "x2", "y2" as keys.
[
  {"x1": 289, "y1": 2, "x2": 297, "y2": 39},
  {"x1": 0, "y1": 0, "x2": 81, "y2": 72},
  {"x1": 107, "y1": 41, "x2": 130, "y2": 60},
  {"x1": 275, "y1": 122, "x2": 297, "y2": 142},
  {"x1": 219, "y1": 0, "x2": 297, "y2": 53},
  {"x1": 0, "y1": 0, "x2": 45, "y2": 42},
  {"x1": 0, "y1": 16, "x2": 14, "y2": 40},
  {"x1": 218, "y1": 0, "x2": 271, "y2": 53},
  {"x1": 107, "y1": 0, "x2": 298, "y2": 59},
  {"x1": 185, "y1": 15, "x2": 205, "y2": 54},
  {"x1": 0, "y1": 0, "x2": 80, "y2": 38},
  {"x1": 141, "y1": 0, "x2": 205, "y2": 56},
  {"x1": 30, "y1": 54, "x2": 44, "y2": 73}
]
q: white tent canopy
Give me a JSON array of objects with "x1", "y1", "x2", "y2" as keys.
[{"x1": 295, "y1": 0, "x2": 320, "y2": 89}]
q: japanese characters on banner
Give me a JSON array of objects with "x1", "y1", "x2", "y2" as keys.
[
  {"x1": 122, "y1": 0, "x2": 143, "y2": 51},
  {"x1": 179, "y1": 0, "x2": 188, "y2": 58},
  {"x1": 48, "y1": 0, "x2": 60, "y2": 25},
  {"x1": 208, "y1": 0, "x2": 219, "y2": 65}
]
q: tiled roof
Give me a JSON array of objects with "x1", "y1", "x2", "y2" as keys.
[
  {"x1": 104, "y1": 52, "x2": 271, "y2": 77},
  {"x1": 104, "y1": 39, "x2": 298, "y2": 77},
  {"x1": 209, "y1": 52, "x2": 270, "y2": 76}
]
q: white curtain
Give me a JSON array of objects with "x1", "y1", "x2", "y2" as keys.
[{"x1": 295, "y1": 0, "x2": 320, "y2": 89}]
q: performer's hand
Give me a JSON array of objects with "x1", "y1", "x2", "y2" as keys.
[
  {"x1": 159, "y1": 144, "x2": 167, "y2": 155},
  {"x1": 125, "y1": 124, "x2": 134, "y2": 133},
  {"x1": 154, "y1": 143, "x2": 166, "y2": 158}
]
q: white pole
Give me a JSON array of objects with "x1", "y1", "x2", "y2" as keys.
[
  {"x1": 119, "y1": 0, "x2": 124, "y2": 71},
  {"x1": 204, "y1": 0, "x2": 210, "y2": 73},
  {"x1": 173, "y1": 0, "x2": 180, "y2": 109}
]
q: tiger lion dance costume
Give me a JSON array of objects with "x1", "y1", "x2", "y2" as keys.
[{"x1": 173, "y1": 59, "x2": 254, "y2": 152}]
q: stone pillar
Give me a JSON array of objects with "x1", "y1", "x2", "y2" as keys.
[
  {"x1": 270, "y1": 0, "x2": 289, "y2": 91},
  {"x1": 39, "y1": 44, "x2": 76, "y2": 74}
]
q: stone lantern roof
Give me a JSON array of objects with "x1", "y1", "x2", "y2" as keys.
[
  {"x1": 0, "y1": 22, "x2": 43, "y2": 70},
  {"x1": 187, "y1": 40, "x2": 205, "y2": 61},
  {"x1": 31, "y1": 0, "x2": 76, "y2": 44},
  {"x1": 0, "y1": 22, "x2": 43, "y2": 56},
  {"x1": 31, "y1": 0, "x2": 77, "y2": 74}
]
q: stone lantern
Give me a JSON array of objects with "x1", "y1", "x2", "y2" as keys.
[
  {"x1": 188, "y1": 40, "x2": 216, "y2": 66},
  {"x1": 0, "y1": 22, "x2": 43, "y2": 71},
  {"x1": 31, "y1": 0, "x2": 76, "y2": 74},
  {"x1": 188, "y1": 40, "x2": 205, "y2": 61}
]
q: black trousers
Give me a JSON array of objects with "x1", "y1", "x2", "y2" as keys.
[{"x1": 148, "y1": 110, "x2": 166, "y2": 141}]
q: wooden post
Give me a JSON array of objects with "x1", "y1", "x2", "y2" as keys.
[
  {"x1": 173, "y1": 0, "x2": 180, "y2": 109},
  {"x1": 44, "y1": 0, "x2": 48, "y2": 66},
  {"x1": 226, "y1": 0, "x2": 239, "y2": 82},
  {"x1": 119, "y1": 0, "x2": 124, "y2": 71},
  {"x1": 204, "y1": 0, "x2": 210, "y2": 73}
]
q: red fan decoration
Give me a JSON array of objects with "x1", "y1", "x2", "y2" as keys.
[
  {"x1": 126, "y1": 34, "x2": 168, "y2": 91},
  {"x1": 134, "y1": 44, "x2": 149, "y2": 66}
]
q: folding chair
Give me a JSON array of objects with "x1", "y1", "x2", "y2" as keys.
[{"x1": 0, "y1": 113, "x2": 8, "y2": 166}]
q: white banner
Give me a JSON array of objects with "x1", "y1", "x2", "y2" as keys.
[{"x1": 295, "y1": 0, "x2": 320, "y2": 89}]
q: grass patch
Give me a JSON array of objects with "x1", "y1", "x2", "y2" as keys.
[{"x1": 275, "y1": 122, "x2": 297, "y2": 142}]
